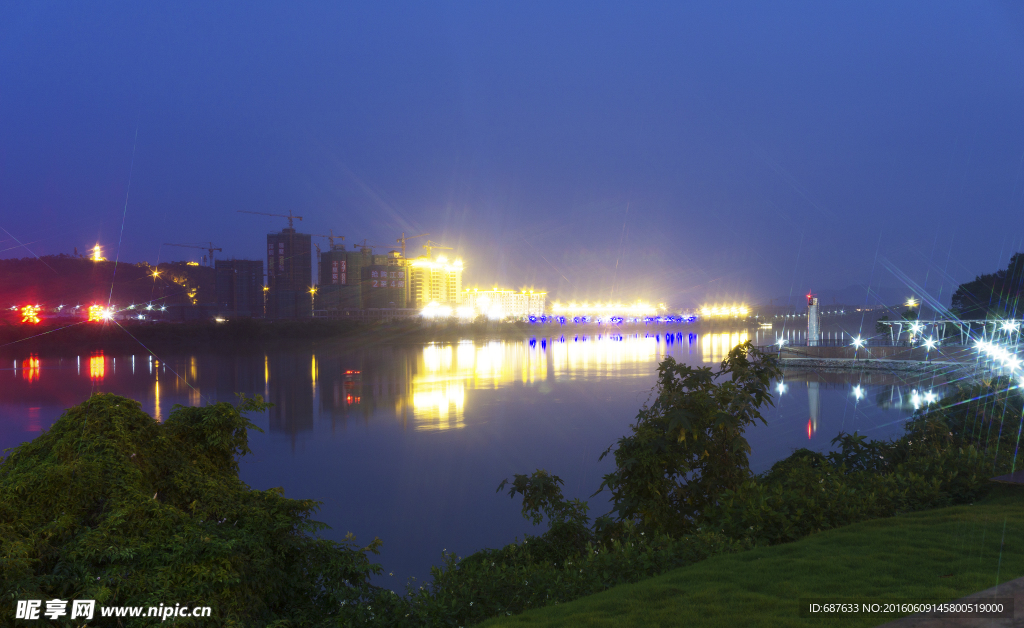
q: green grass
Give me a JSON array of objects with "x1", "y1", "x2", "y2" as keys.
[{"x1": 479, "y1": 483, "x2": 1024, "y2": 628}]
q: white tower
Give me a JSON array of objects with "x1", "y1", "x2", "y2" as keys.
[{"x1": 807, "y1": 294, "x2": 820, "y2": 346}]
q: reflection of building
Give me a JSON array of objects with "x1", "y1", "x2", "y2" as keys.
[
  {"x1": 701, "y1": 332, "x2": 750, "y2": 364},
  {"x1": 267, "y1": 228, "x2": 312, "y2": 318},
  {"x1": 215, "y1": 259, "x2": 264, "y2": 317},
  {"x1": 462, "y1": 289, "x2": 546, "y2": 318},
  {"x1": 408, "y1": 255, "x2": 463, "y2": 308}
]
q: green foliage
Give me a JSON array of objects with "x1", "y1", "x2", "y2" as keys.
[
  {"x1": 950, "y1": 251, "x2": 1024, "y2": 319},
  {"x1": 0, "y1": 393, "x2": 383, "y2": 627},
  {"x1": 596, "y1": 341, "x2": 781, "y2": 535},
  {"x1": 875, "y1": 315, "x2": 890, "y2": 334}
]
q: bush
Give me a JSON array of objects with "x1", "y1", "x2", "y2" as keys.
[{"x1": 0, "y1": 393, "x2": 383, "y2": 627}]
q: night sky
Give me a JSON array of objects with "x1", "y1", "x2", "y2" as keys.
[{"x1": 3, "y1": 2, "x2": 1024, "y2": 308}]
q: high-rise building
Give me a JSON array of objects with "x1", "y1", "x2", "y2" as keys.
[
  {"x1": 462, "y1": 289, "x2": 546, "y2": 318},
  {"x1": 361, "y1": 263, "x2": 408, "y2": 308},
  {"x1": 408, "y1": 255, "x2": 463, "y2": 308},
  {"x1": 266, "y1": 228, "x2": 313, "y2": 318},
  {"x1": 315, "y1": 244, "x2": 366, "y2": 310},
  {"x1": 215, "y1": 259, "x2": 264, "y2": 317}
]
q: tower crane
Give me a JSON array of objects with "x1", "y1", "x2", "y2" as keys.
[
  {"x1": 353, "y1": 239, "x2": 394, "y2": 252},
  {"x1": 310, "y1": 230, "x2": 345, "y2": 249},
  {"x1": 421, "y1": 240, "x2": 453, "y2": 258},
  {"x1": 163, "y1": 242, "x2": 222, "y2": 267},
  {"x1": 236, "y1": 210, "x2": 303, "y2": 230},
  {"x1": 397, "y1": 232, "x2": 429, "y2": 259}
]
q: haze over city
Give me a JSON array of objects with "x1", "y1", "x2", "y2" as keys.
[{"x1": 3, "y1": 2, "x2": 1024, "y2": 306}]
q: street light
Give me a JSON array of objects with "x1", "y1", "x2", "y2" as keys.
[
  {"x1": 924, "y1": 337, "x2": 936, "y2": 350},
  {"x1": 852, "y1": 336, "x2": 865, "y2": 347},
  {"x1": 905, "y1": 297, "x2": 919, "y2": 308}
]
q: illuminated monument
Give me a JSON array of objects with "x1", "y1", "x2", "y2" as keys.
[{"x1": 807, "y1": 293, "x2": 820, "y2": 346}]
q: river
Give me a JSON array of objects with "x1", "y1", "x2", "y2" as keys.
[{"x1": 0, "y1": 329, "x2": 949, "y2": 584}]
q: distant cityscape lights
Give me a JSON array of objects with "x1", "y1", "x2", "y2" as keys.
[{"x1": 699, "y1": 304, "x2": 749, "y2": 317}]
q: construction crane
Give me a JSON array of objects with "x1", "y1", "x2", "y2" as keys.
[
  {"x1": 421, "y1": 240, "x2": 453, "y2": 258},
  {"x1": 310, "y1": 230, "x2": 345, "y2": 249},
  {"x1": 397, "y1": 232, "x2": 429, "y2": 259},
  {"x1": 236, "y1": 210, "x2": 303, "y2": 230},
  {"x1": 353, "y1": 239, "x2": 394, "y2": 252},
  {"x1": 163, "y1": 242, "x2": 222, "y2": 267}
]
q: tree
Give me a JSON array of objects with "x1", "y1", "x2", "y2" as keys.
[
  {"x1": 951, "y1": 252, "x2": 1024, "y2": 319},
  {"x1": 595, "y1": 341, "x2": 781, "y2": 536},
  {"x1": 0, "y1": 393, "x2": 382, "y2": 627}
]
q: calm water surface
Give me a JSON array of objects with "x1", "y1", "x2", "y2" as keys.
[{"x1": 0, "y1": 330, "x2": 948, "y2": 584}]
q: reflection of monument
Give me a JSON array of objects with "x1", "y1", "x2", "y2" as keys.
[{"x1": 807, "y1": 381, "x2": 819, "y2": 439}]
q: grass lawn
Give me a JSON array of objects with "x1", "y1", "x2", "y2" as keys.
[{"x1": 479, "y1": 483, "x2": 1024, "y2": 628}]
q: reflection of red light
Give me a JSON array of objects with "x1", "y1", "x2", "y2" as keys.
[
  {"x1": 22, "y1": 355, "x2": 40, "y2": 382},
  {"x1": 807, "y1": 419, "x2": 813, "y2": 439},
  {"x1": 89, "y1": 353, "x2": 105, "y2": 380},
  {"x1": 27, "y1": 407, "x2": 41, "y2": 432},
  {"x1": 21, "y1": 305, "x2": 41, "y2": 324}
]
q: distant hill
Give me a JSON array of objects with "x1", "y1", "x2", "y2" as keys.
[{"x1": 0, "y1": 255, "x2": 214, "y2": 310}]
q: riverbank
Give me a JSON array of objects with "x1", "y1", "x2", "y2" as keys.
[
  {"x1": 0, "y1": 318, "x2": 720, "y2": 353},
  {"x1": 479, "y1": 483, "x2": 1024, "y2": 627}
]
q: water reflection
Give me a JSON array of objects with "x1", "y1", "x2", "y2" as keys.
[{"x1": 1, "y1": 332, "x2": 953, "y2": 441}]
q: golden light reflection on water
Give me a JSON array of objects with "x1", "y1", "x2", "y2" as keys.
[
  {"x1": 409, "y1": 334, "x2": 706, "y2": 431},
  {"x1": 701, "y1": 332, "x2": 749, "y2": 364}
]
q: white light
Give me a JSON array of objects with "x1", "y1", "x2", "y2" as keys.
[
  {"x1": 923, "y1": 390, "x2": 937, "y2": 404},
  {"x1": 852, "y1": 385, "x2": 864, "y2": 400},
  {"x1": 776, "y1": 382, "x2": 787, "y2": 395},
  {"x1": 851, "y1": 336, "x2": 864, "y2": 347},
  {"x1": 924, "y1": 337, "x2": 936, "y2": 349},
  {"x1": 910, "y1": 323, "x2": 922, "y2": 334}
]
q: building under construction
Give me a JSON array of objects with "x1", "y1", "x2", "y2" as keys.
[
  {"x1": 215, "y1": 259, "x2": 264, "y2": 317},
  {"x1": 267, "y1": 228, "x2": 313, "y2": 318}
]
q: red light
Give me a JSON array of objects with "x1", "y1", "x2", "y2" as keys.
[{"x1": 20, "y1": 305, "x2": 41, "y2": 324}]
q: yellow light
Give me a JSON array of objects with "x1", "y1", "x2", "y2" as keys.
[
  {"x1": 87, "y1": 305, "x2": 107, "y2": 322},
  {"x1": 151, "y1": 270, "x2": 160, "y2": 278},
  {"x1": 91, "y1": 244, "x2": 104, "y2": 262},
  {"x1": 186, "y1": 261, "x2": 199, "y2": 266},
  {"x1": 20, "y1": 305, "x2": 41, "y2": 324}
]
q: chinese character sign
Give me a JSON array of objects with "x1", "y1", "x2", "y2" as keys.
[{"x1": 20, "y1": 305, "x2": 41, "y2": 324}]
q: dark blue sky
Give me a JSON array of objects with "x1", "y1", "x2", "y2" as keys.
[{"x1": 3, "y1": 2, "x2": 1024, "y2": 307}]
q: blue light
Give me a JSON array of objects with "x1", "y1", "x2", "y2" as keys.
[{"x1": 529, "y1": 316, "x2": 537, "y2": 323}]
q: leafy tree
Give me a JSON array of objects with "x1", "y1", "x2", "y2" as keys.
[
  {"x1": 951, "y1": 252, "x2": 1024, "y2": 319},
  {"x1": 595, "y1": 341, "x2": 781, "y2": 536},
  {"x1": 0, "y1": 393, "x2": 382, "y2": 627}
]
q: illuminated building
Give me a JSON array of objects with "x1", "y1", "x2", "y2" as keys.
[
  {"x1": 698, "y1": 304, "x2": 750, "y2": 317},
  {"x1": 551, "y1": 301, "x2": 659, "y2": 317},
  {"x1": 266, "y1": 227, "x2": 313, "y2": 318},
  {"x1": 215, "y1": 259, "x2": 264, "y2": 317},
  {"x1": 408, "y1": 254, "x2": 463, "y2": 308},
  {"x1": 91, "y1": 244, "x2": 106, "y2": 262},
  {"x1": 462, "y1": 289, "x2": 546, "y2": 319},
  {"x1": 87, "y1": 305, "x2": 109, "y2": 322}
]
